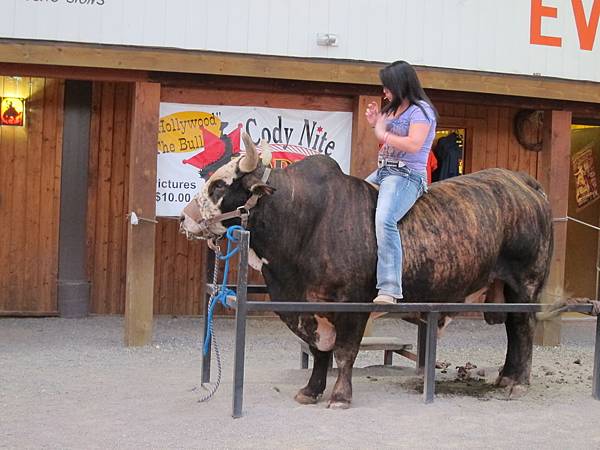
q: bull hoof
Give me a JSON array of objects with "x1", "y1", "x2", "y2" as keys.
[
  {"x1": 327, "y1": 400, "x2": 351, "y2": 410},
  {"x1": 484, "y1": 312, "x2": 506, "y2": 325},
  {"x1": 506, "y1": 384, "x2": 528, "y2": 399},
  {"x1": 294, "y1": 391, "x2": 321, "y2": 405},
  {"x1": 495, "y1": 376, "x2": 529, "y2": 399},
  {"x1": 495, "y1": 375, "x2": 513, "y2": 387}
]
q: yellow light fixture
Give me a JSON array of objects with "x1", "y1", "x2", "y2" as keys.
[{"x1": 1, "y1": 97, "x2": 26, "y2": 126}]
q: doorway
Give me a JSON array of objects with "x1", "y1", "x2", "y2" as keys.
[
  {"x1": 564, "y1": 124, "x2": 600, "y2": 300},
  {"x1": 431, "y1": 127, "x2": 466, "y2": 182}
]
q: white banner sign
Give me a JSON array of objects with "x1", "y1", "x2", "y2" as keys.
[{"x1": 156, "y1": 103, "x2": 353, "y2": 217}]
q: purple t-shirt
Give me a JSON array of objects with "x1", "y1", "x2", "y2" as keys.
[{"x1": 378, "y1": 101, "x2": 436, "y2": 176}]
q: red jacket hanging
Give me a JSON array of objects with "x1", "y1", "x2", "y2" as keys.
[{"x1": 426, "y1": 151, "x2": 438, "y2": 184}]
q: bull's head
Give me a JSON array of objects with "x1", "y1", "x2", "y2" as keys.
[{"x1": 180, "y1": 132, "x2": 274, "y2": 240}]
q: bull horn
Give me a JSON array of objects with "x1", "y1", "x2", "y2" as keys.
[
  {"x1": 259, "y1": 139, "x2": 273, "y2": 166},
  {"x1": 239, "y1": 132, "x2": 259, "y2": 173}
]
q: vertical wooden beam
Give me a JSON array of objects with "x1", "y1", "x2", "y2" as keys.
[
  {"x1": 350, "y1": 95, "x2": 381, "y2": 179},
  {"x1": 535, "y1": 110, "x2": 572, "y2": 346},
  {"x1": 124, "y1": 82, "x2": 160, "y2": 347}
]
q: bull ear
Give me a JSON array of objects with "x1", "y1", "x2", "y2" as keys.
[
  {"x1": 239, "y1": 132, "x2": 259, "y2": 173},
  {"x1": 241, "y1": 172, "x2": 275, "y2": 196},
  {"x1": 250, "y1": 182, "x2": 275, "y2": 196}
]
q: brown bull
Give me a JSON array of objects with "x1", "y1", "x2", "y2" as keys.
[{"x1": 181, "y1": 133, "x2": 553, "y2": 408}]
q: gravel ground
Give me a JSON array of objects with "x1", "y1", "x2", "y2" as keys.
[{"x1": 1, "y1": 315, "x2": 600, "y2": 449}]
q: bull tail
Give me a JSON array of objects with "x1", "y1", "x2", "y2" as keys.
[{"x1": 537, "y1": 296, "x2": 600, "y2": 321}]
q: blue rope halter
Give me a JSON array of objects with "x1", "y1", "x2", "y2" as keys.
[{"x1": 203, "y1": 225, "x2": 244, "y2": 355}]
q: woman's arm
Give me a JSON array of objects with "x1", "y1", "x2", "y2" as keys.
[{"x1": 374, "y1": 115, "x2": 432, "y2": 154}]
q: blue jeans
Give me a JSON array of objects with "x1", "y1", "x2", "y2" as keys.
[{"x1": 366, "y1": 166, "x2": 427, "y2": 299}]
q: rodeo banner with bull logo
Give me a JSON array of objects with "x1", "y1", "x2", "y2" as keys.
[{"x1": 156, "y1": 102, "x2": 353, "y2": 217}]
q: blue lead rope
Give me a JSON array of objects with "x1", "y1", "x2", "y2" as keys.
[{"x1": 203, "y1": 225, "x2": 244, "y2": 355}]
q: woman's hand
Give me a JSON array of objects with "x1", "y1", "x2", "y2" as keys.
[
  {"x1": 374, "y1": 113, "x2": 387, "y2": 141},
  {"x1": 365, "y1": 101, "x2": 379, "y2": 127}
]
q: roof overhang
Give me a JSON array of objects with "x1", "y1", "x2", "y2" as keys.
[{"x1": 1, "y1": 39, "x2": 599, "y2": 104}]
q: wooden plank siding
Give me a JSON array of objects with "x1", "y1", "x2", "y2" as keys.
[
  {"x1": 86, "y1": 82, "x2": 205, "y2": 315},
  {"x1": 84, "y1": 84, "x2": 537, "y2": 315},
  {"x1": 433, "y1": 99, "x2": 539, "y2": 178},
  {"x1": 87, "y1": 82, "x2": 124, "y2": 314},
  {"x1": 153, "y1": 219, "x2": 206, "y2": 316},
  {"x1": 0, "y1": 76, "x2": 64, "y2": 315}
]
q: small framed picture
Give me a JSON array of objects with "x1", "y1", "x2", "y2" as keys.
[{"x1": 1, "y1": 97, "x2": 25, "y2": 126}]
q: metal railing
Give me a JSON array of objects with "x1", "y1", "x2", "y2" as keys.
[{"x1": 201, "y1": 229, "x2": 600, "y2": 418}]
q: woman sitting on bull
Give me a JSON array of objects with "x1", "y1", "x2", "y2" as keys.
[{"x1": 365, "y1": 60, "x2": 438, "y2": 304}]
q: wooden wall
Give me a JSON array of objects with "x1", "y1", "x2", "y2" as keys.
[
  {"x1": 0, "y1": 76, "x2": 64, "y2": 314},
  {"x1": 153, "y1": 219, "x2": 206, "y2": 315},
  {"x1": 434, "y1": 100, "x2": 539, "y2": 178},
  {"x1": 87, "y1": 83, "x2": 354, "y2": 315},
  {"x1": 86, "y1": 82, "x2": 131, "y2": 314},
  {"x1": 86, "y1": 82, "x2": 206, "y2": 315},
  {"x1": 85, "y1": 84, "x2": 539, "y2": 315}
]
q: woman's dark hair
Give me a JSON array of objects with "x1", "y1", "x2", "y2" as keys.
[{"x1": 379, "y1": 60, "x2": 438, "y2": 121}]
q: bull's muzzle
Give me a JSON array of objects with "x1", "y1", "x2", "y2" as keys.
[
  {"x1": 180, "y1": 213, "x2": 205, "y2": 239},
  {"x1": 180, "y1": 201, "x2": 210, "y2": 239}
]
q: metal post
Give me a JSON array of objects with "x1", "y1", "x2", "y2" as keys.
[
  {"x1": 301, "y1": 351, "x2": 309, "y2": 369},
  {"x1": 58, "y1": 80, "x2": 92, "y2": 318},
  {"x1": 423, "y1": 312, "x2": 439, "y2": 404},
  {"x1": 593, "y1": 318, "x2": 600, "y2": 400},
  {"x1": 384, "y1": 350, "x2": 393, "y2": 366},
  {"x1": 201, "y1": 249, "x2": 216, "y2": 385},
  {"x1": 232, "y1": 230, "x2": 250, "y2": 418},
  {"x1": 417, "y1": 320, "x2": 427, "y2": 374}
]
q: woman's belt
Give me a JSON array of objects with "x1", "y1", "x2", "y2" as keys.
[{"x1": 377, "y1": 158, "x2": 406, "y2": 169}]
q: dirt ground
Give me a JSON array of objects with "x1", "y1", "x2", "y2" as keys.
[{"x1": 1, "y1": 315, "x2": 600, "y2": 449}]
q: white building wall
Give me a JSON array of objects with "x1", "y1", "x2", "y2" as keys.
[{"x1": 1, "y1": 0, "x2": 599, "y2": 83}]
